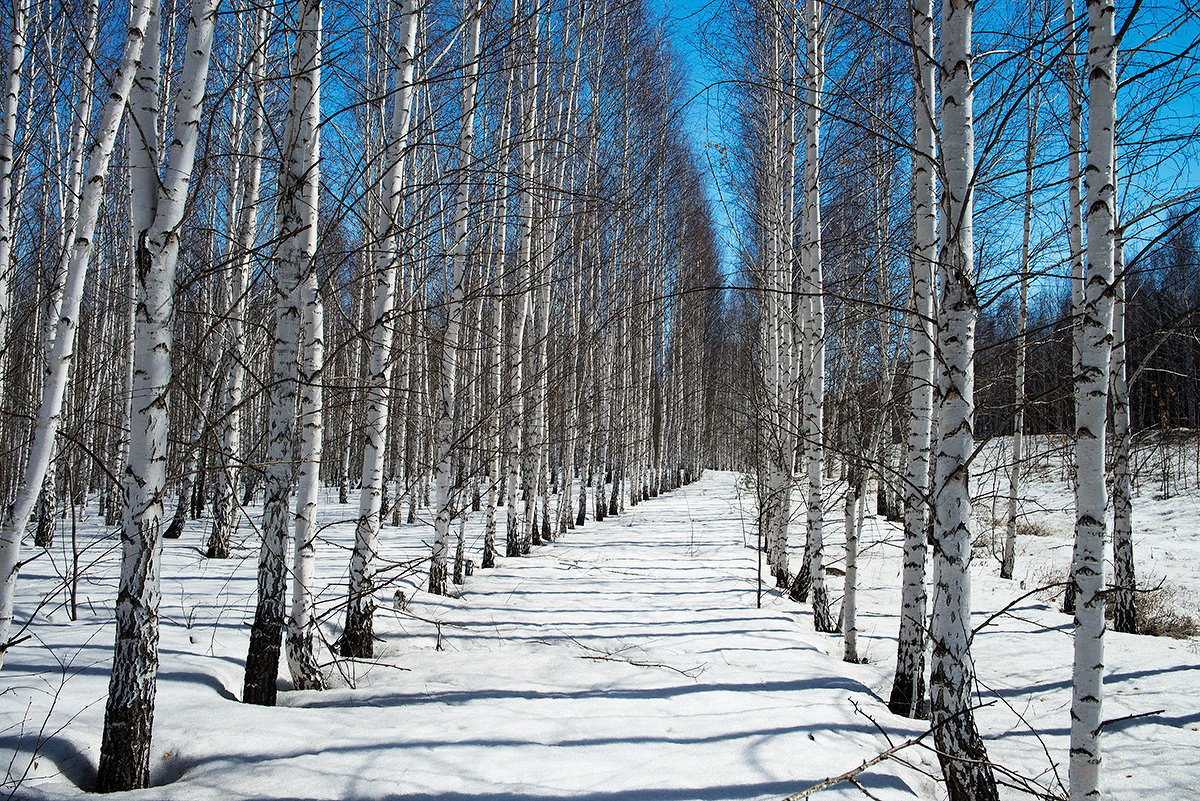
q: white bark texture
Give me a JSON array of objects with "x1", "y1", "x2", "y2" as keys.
[
  {"x1": 1069, "y1": 0, "x2": 1117, "y2": 794},
  {"x1": 0, "y1": 0, "x2": 155, "y2": 670},
  {"x1": 505, "y1": 5, "x2": 540, "y2": 557},
  {"x1": 1110, "y1": 236, "x2": 1134, "y2": 634},
  {"x1": 344, "y1": 0, "x2": 420, "y2": 655},
  {"x1": 209, "y1": 7, "x2": 268, "y2": 559},
  {"x1": 928, "y1": 0, "x2": 999, "y2": 796},
  {"x1": 889, "y1": 0, "x2": 935, "y2": 717},
  {"x1": 287, "y1": 264, "x2": 326, "y2": 689},
  {"x1": 841, "y1": 460, "x2": 862, "y2": 663},
  {"x1": 0, "y1": 0, "x2": 29, "y2": 449},
  {"x1": 791, "y1": 0, "x2": 834, "y2": 634},
  {"x1": 431, "y1": 0, "x2": 483, "y2": 595},
  {"x1": 244, "y1": 0, "x2": 321, "y2": 705},
  {"x1": 98, "y1": 0, "x2": 220, "y2": 786}
]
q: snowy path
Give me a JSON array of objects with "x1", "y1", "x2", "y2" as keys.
[
  {"x1": 5, "y1": 473, "x2": 923, "y2": 800},
  {"x1": 7, "y1": 469, "x2": 1200, "y2": 800}
]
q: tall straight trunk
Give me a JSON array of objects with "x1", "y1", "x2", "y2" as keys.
[
  {"x1": 394, "y1": 272, "x2": 415, "y2": 526},
  {"x1": 762, "y1": 13, "x2": 787, "y2": 586},
  {"x1": 0, "y1": 0, "x2": 155, "y2": 670},
  {"x1": 791, "y1": 0, "x2": 834, "y2": 633},
  {"x1": 481, "y1": 68, "x2": 513, "y2": 567},
  {"x1": 340, "y1": 276, "x2": 369, "y2": 504},
  {"x1": 1070, "y1": 0, "x2": 1117, "y2": 794},
  {"x1": 560, "y1": 267, "x2": 584, "y2": 532},
  {"x1": 44, "y1": 0, "x2": 101, "y2": 365},
  {"x1": 35, "y1": 18, "x2": 106, "y2": 548},
  {"x1": 388, "y1": 319, "x2": 408, "y2": 528},
  {"x1": 286, "y1": 260, "x2": 326, "y2": 690},
  {"x1": 505, "y1": 0, "x2": 539, "y2": 558},
  {"x1": 0, "y1": 0, "x2": 29, "y2": 443},
  {"x1": 778, "y1": 20, "x2": 799, "y2": 562},
  {"x1": 533, "y1": 13, "x2": 584, "y2": 542},
  {"x1": 243, "y1": 0, "x2": 321, "y2": 706},
  {"x1": 1003, "y1": 46, "x2": 1040, "y2": 581},
  {"x1": 594, "y1": 327, "x2": 611, "y2": 523},
  {"x1": 344, "y1": 0, "x2": 420, "y2": 656},
  {"x1": 97, "y1": 0, "x2": 219, "y2": 786},
  {"x1": 209, "y1": 6, "x2": 267, "y2": 558},
  {"x1": 1110, "y1": 234, "x2": 1134, "y2": 634},
  {"x1": 576, "y1": 262, "x2": 597, "y2": 527},
  {"x1": 166, "y1": 278, "x2": 219, "y2": 539},
  {"x1": 889, "y1": 0, "x2": 936, "y2": 717},
  {"x1": 109, "y1": 198, "x2": 138, "y2": 527},
  {"x1": 1061, "y1": 0, "x2": 1085, "y2": 616},
  {"x1": 608, "y1": 315, "x2": 627, "y2": 518},
  {"x1": 842, "y1": 460, "x2": 862, "y2": 663},
  {"x1": 928, "y1": 0, "x2": 999, "y2": 796},
  {"x1": 430, "y1": 0, "x2": 482, "y2": 594}
]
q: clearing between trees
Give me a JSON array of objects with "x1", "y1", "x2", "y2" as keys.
[{"x1": 4, "y1": 468, "x2": 1196, "y2": 800}]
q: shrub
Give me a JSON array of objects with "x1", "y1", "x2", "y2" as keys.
[
  {"x1": 1016, "y1": 519, "x2": 1055, "y2": 538},
  {"x1": 1111, "y1": 580, "x2": 1200, "y2": 639}
]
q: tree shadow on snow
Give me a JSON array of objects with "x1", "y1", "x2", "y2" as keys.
[
  {"x1": 0, "y1": 732, "x2": 95, "y2": 791},
  {"x1": 367, "y1": 774, "x2": 914, "y2": 801},
  {"x1": 286, "y1": 675, "x2": 875, "y2": 710}
]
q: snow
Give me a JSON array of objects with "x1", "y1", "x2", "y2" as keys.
[{"x1": 3, "y1": 462, "x2": 1199, "y2": 800}]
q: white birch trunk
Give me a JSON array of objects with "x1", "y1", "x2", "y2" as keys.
[
  {"x1": 97, "y1": 0, "x2": 219, "y2": 786},
  {"x1": 791, "y1": 0, "x2": 834, "y2": 633},
  {"x1": 1061, "y1": 0, "x2": 1085, "y2": 615},
  {"x1": 1069, "y1": 0, "x2": 1117, "y2": 793},
  {"x1": 35, "y1": 0, "x2": 104, "y2": 550},
  {"x1": 209, "y1": 6, "x2": 267, "y2": 558},
  {"x1": 286, "y1": 260, "x2": 326, "y2": 690},
  {"x1": 0, "y1": 0, "x2": 29, "y2": 446},
  {"x1": 842, "y1": 460, "x2": 862, "y2": 663},
  {"x1": 243, "y1": 0, "x2": 321, "y2": 705},
  {"x1": 1003, "y1": 66, "x2": 1039, "y2": 580},
  {"x1": 0, "y1": 0, "x2": 155, "y2": 670},
  {"x1": 344, "y1": 0, "x2": 420, "y2": 655},
  {"x1": 430, "y1": 0, "x2": 482, "y2": 595},
  {"x1": 481, "y1": 64, "x2": 514, "y2": 567},
  {"x1": 889, "y1": 0, "x2": 935, "y2": 716},
  {"x1": 928, "y1": 0, "x2": 999, "y2": 795},
  {"x1": 1110, "y1": 232, "x2": 1134, "y2": 634},
  {"x1": 505, "y1": 2, "x2": 540, "y2": 557}
]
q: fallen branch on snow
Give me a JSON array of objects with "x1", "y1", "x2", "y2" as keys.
[{"x1": 576, "y1": 653, "x2": 705, "y2": 678}]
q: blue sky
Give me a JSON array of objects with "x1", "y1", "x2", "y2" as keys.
[
  {"x1": 651, "y1": 0, "x2": 741, "y2": 280},
  {"x1": 646, "y1": 0, "x2": 1200, "y2": 296}
]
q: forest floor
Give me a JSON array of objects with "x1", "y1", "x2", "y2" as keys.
[{"x1": 3, "y1": 457, "x2": 1199, "y2": 800}]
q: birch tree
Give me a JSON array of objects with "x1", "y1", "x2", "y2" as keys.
[
  {"x1": 1002, "y1": 10, "x2": 1043, "y2": 581},
  {"x1": 1069, "y1": 0, "x2": 1118, "y2": 792},
  {"x1": 0, "y1": 0, "x2": 28, "y2": 444},
  {"x1": 888, "y1": 0, "x2": 936, "y2": 717},
  {"x1": 287, "y1": 255, "x2": 326, "y2": 689},
  {"x1": 343, "y1": 0, "x2": 420, "y2": 656},
  {"x1": 927, "y1": 0, "x2": 1000, "y2": 793},
  {"x1": 1061, "y1": 0, "x2": 1085, "y2": 617},
  {"x1": 505, "y1": 0, "x2": 540, "y2": 558},
  {"x1": 790, "y1": 0, "x2": 835, "y2": 634},
  {"x1": 209, "y1": 6, "x2": 268, "y2": 559},
  {"x1": 1110, "y1": 231, "x2": 1135, "y2": 634},
  {"x1": 430, "y1": 0, "x2": 483, "y2": 595},
  {"x1": 97, "y1": 0, "x2": 221, "y2": 785},
  {"x1": 243, "y1": 0, "x2": 322, "y2": 706},
  {"x1": 0, "y1": 0, "x2": 156, "y2": 669}
]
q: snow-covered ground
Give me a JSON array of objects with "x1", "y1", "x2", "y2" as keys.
[{"x1": 3, "y1": 461, "x2": 1198, "y2": 800}]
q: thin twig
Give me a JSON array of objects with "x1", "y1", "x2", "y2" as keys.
[
  {"x1": 781, "y1": 731, "x2": 931, "y2": 800},
  {"x1": 576, "y1": 653, "x2": 704, "y2": 677},
  {"x1": 1099, "y1": 708, "x2": 1164, "y2": 731}
]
